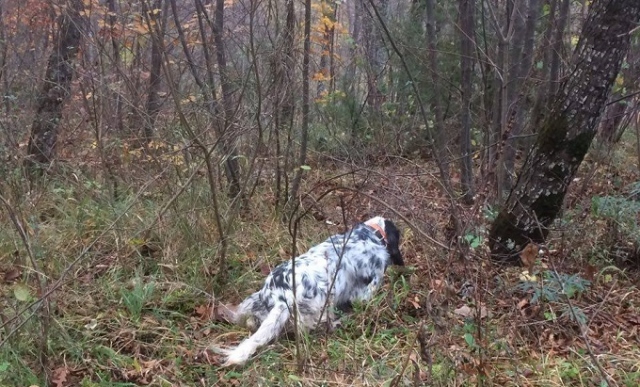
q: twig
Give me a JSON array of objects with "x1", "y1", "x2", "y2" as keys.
[
  {"x1": 531, "y1": 212, "x2": 614, "y2": 385},
  {"x1": 550, "y1": 265, "x2": 615, "y2": 385},
  {"x1": 390, "y1": 322, "x2": 424, "y2": 387},
  {"x1": 0, "y1": 194, "x2": 51, "y2": 381},
  {"x1": 0, "y1": 171, "x2": 164, "y2": 346}
]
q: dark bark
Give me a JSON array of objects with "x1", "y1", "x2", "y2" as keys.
[
  {"x1": 487, "y1": 0, "x2": 510, "y2": 186},
  {"x1": 548, "y1": 0, "x2": 570, "y2": 100},
  {"x1": 274, "y1": 0, "x2": 296, "y2": 209},
  {"x1": 502, "y1": 0, "x2": 541, "y2": 189},
  {"x1": 142, "y1": 0, "x2": 167, "y2": 143},
  {"x1": 26, "y1": 0, "x2": 84, "y2": 171},
  {"x1": 598, "y1": 101, "x2": 627, "y2": 143},
  {"x1": 106, "y1": 0, "x2": 124, "y2": 133},
  {"x1": 489, "y1": 0, "x2": 640, "y2": 263},
  {"x1": 424, "y1": 0, "x2": 450, "y2": 183},
  {"x1": 212, "y1": 0, "x2": 242, "y2": 198},
  {"x1": 598, "y1": 38, "x2": 640, "y2": 144},
  {"x1": 288, "y1": 0, "x2": 311, "y2": 203},
  {"x1": 362, "y1": 0, "x2": 386, "y2": 110},
  {"x1": 527, "y1": 0, "x2": 569, "y2": 136},
  {"x1": 505, "y1": 0, "x2": 526, "y2": 115},
  {"x1": 459, "y1": 0, "x2": 476, "y2": 204}
]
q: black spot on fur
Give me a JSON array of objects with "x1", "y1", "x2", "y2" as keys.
[
  {"x1": 358, "y1": 275, "x2": 374, "y2": 287},
  {"x1": 270, "y1": 265, "x2": 291, "y2": 289},
  {"x1": 298, "y1": 302, "x2": 314, "y2": 315}
]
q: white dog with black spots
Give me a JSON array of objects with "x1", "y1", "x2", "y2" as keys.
[{"x1": 213, "y1": 216, "x2": 404, "y2": 366}]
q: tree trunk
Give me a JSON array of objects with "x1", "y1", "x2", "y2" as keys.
[
  {"x1": 598, "y1": 38, "x2": 640, "y2": 144},
  {"x1": 288, "y1": 0, "x2": 311, "y2": 203},
  {"x1": 548, "y1": 0, "x2": 570, "y2": 101},
  {"x1": 487, "y1": 0, "x2": 510, "y2": 191},
  {"x1": 424, "y1": 0, "x2": 450, "y2": 183},
  {"x1": 211, "y1": 0, "x2": 242, "y2": 198},
  {"x1": 489, "y1": 0, "x2": 640, "y2": 263},
  {"x1": 274, "y1": 0, "x2": 296, "y2": 210},
  {"x1": 459, "y1": 0, "x2": 476, "y2": 204},
  {"x1": 26, "y1": 0, "x2": 84, "y2": 172},
  {"x1": 362, "y1": 0, "x2": 386, "y2": 111},
  {"x1": 106, "y1": 0, "x2": 124, "y2": 133},
  {"x1": 316, "y1": 1, "x2": 336, "y2": 99},
  {"x1": 502, "y1": 0, "x2": 541, "y2": 190},
  {"x1": 527, "y1": 0, "x2": 569, "y2": 136},
  {"x1": 142, "y1": 0, "x2": 167, "y2": 143}
]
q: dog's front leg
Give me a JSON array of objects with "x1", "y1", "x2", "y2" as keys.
[{"x1": 358, "y1": 274, "x2": 383, "y2": 301}]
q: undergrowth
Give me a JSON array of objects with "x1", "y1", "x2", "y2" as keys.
[{"x1": 1, "y1": 151, "x2": 639, "y2": 387}]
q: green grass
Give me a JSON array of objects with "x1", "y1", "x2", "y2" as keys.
[{"x1": 1, "y1": 155, "x2": 640, "y2": 387}]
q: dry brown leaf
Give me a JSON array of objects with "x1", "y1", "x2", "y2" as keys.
[
  {"x1": 215, "y1": 303, "x2": 238, "y2": 323},
  {"x1": 3, "y1": 267, "x2": 21, "y2": 283},
  {"x1": 259, "y1": 263, "x2": 271, "y2": 275},
  {"x1": 194, "y1": 304, "x2": 212, "y2": 320},
  {"x1": 454, "y1": 305, "x2": 472, "y2": 317},
  {"x1": 52, "y1": 366, "x2": 69, "y2": 387},
  {"x1": 584, "y1": 263, "x2": 597, "y2": 281},
  {"x1": 454, "y1": 304, "x2": 487, "y2": 319},
  {"x1": 408, "y1": 298, "x2": 421, "y2": 309},
  {"x1": 520, "y1": 243, "x2": 538, "y2": 273}
]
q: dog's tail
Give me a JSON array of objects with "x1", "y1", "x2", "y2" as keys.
[{"x1": 219, "y1": 303, "x2": 290, "y2": 366}]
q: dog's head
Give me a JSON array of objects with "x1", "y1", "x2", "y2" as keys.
[{"x1": 383, "y1": 219, "x2": 404, "y2": 266}]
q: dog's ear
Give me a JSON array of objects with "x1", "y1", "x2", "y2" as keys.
[{"x1": 384, "y1": 220, "x2": 404, "y2": 266}]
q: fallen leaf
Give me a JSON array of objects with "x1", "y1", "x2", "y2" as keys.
[
  {"x1": 519, "y1": 271, "x2": 538, "y2": 282},
  {"x1": 408, "y1": 299, "x2": 421, "y2": 309},
  {"x1": 13, "y1": 283, "x2": 31, "y2": 302},
  {"x1": 3, "y1": 267, "x2": 22, "y2": 283},
  {"x1": 520, "y1": 243, "x2": 538, "y2": 273},
  {"x1": 52, "y1": 366, "x2": 68, "y2": 387},
  {"x1": 454, "y1": 305, "x2": 487, "y2": 318},
  {"x1": 517, "y1": 298, "x2": 529, "y2": 310},
  {"x1": 84, "y1": 319, "x2": 98, "y2": 330},
  {"x1": 259, "y1": 263, "x2": 271, "y2": 275},
  {"x1": 584, "y1": 263, "x2": 596, "y2": 281},
  {"x1": 195, "y1": 304, "x2": 214, "y2": 320},
  {"x1": 215, "y1": 303, "x2": 237, "y2": 323}
]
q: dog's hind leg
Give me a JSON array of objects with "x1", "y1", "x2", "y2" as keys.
[{"x1": 222, "y1": 303, "x2": 290, "y2": 366}]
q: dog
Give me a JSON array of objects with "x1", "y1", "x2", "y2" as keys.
[{"x1": 212, "y1": 216, "x2": 404, "y2": 366}]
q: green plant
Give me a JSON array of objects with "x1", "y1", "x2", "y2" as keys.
[
  {"x1": 558, "y1": 360, "x2": 580, "y2": 381},
  {"x1": 592, "y1": 189, "x2": 640, "y2": 243},
  {"x1": 518, "y1": 271, "x2": 591, "y2": 304},
  {"x1": 463, "y1": 233, "x2": 483, "y2": 249},
  {"x1": 120, "y1": 278, "x2": 156, "y2": 322},
  {"x1": 483, "y1": 204, "x2": 498, "y2": 222}
]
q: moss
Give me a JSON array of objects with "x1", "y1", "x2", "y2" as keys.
[
  {"x1": 566, "y1": 130, "x2": 596, "y2": 161},
  {"x1": 531, "y1": 191, "x2": 564, "y2": 228},
  {"x1": 488, "y1": 210, "x2": 526, "y2": 264},
  {"x1": 490, "y1": 186, "x2": 561, "y2": 264},
  {"x1": 536, "y1": 115, "x2": 568, "y2": 155}
]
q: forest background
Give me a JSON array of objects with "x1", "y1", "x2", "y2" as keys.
[{"x1": 1, "y1": 0, "x2": 640, "y2": 385}]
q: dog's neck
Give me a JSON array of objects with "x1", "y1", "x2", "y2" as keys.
[{"x1": 365, "y1": 218, "x2": 387, "y2": 243}]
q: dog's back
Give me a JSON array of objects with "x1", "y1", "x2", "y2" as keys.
[{"x1": 214, "y1": 217, "x2": 403, "y2": 366}]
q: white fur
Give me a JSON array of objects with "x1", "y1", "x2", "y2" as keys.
[{"x1": 212, "y1": 216, "x2": 403, "y2": 366}]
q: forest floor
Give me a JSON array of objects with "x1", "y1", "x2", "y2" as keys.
[{"x1": 1, "y1": 139, "x2": 640, "y2": 386}]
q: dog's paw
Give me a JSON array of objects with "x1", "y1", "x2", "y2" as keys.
[
  {"x1": 207, "y1": 345, "x2": 251, "y2": 367},
  {"x1": 329, "y1": 318, "x2": 343, "y2": 332}
]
